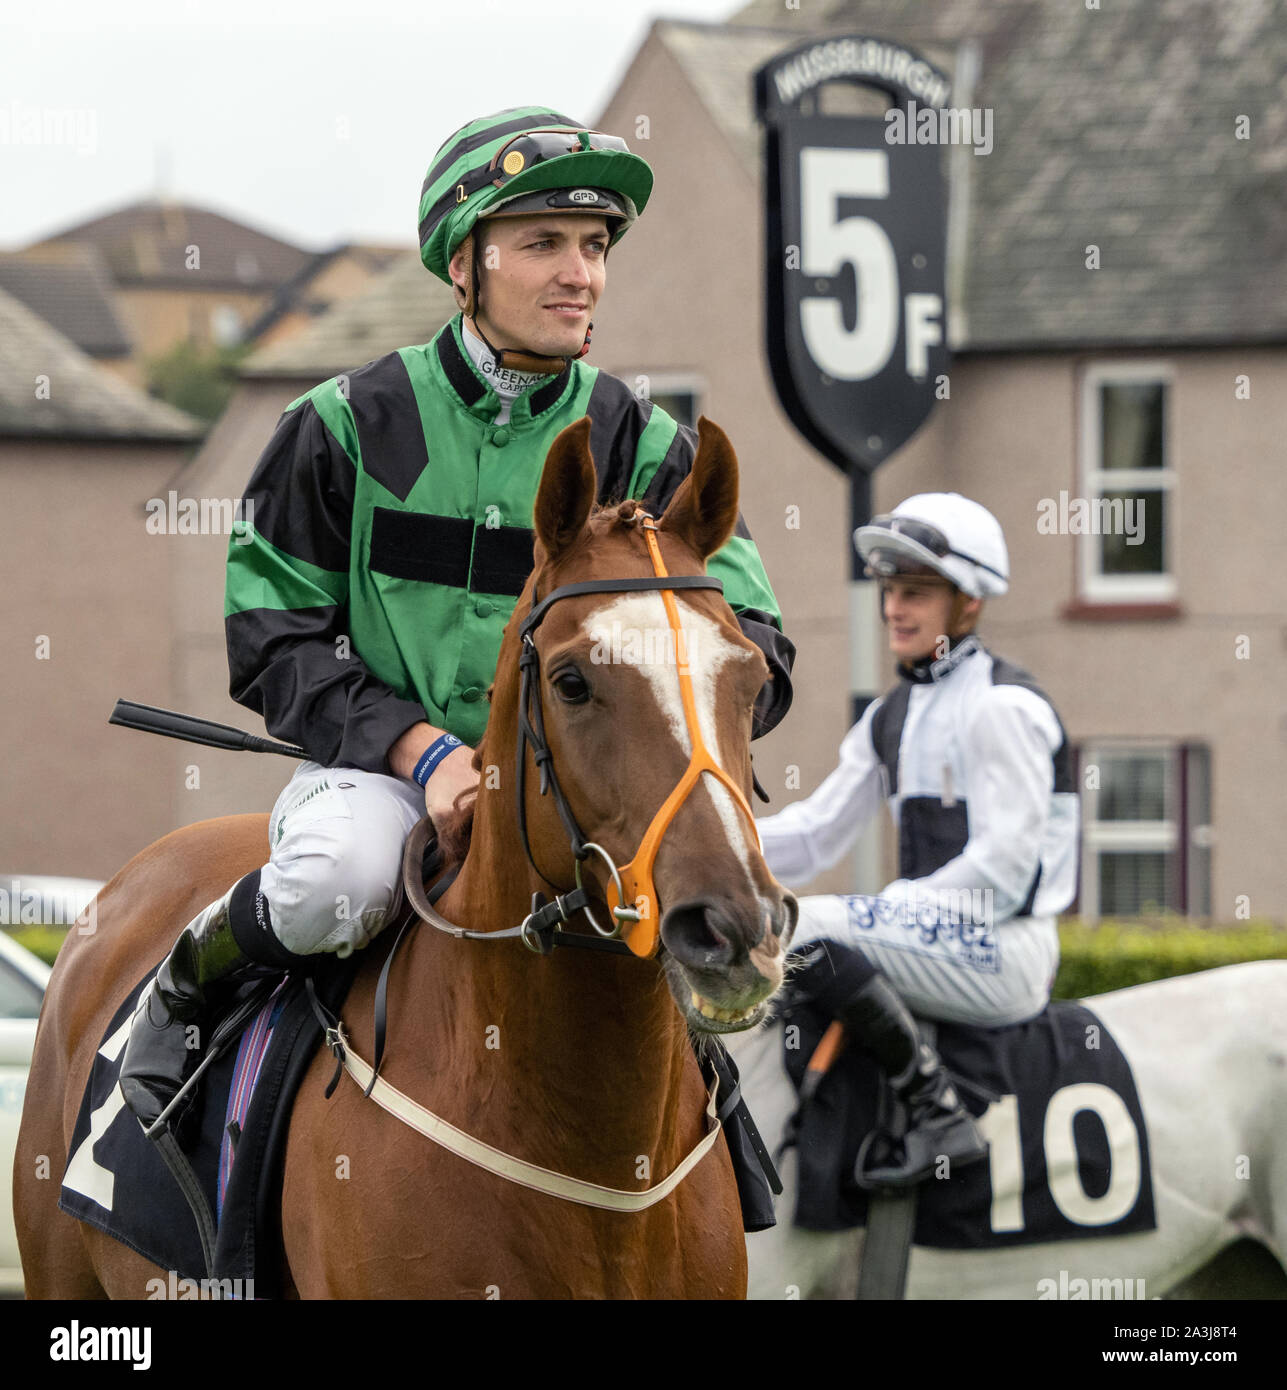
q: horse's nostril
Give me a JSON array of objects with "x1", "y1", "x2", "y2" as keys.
[{"x1": 663, "y1": 901, "x2": 736, "y2": 968}]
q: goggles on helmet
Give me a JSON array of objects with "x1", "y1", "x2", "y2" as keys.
[
  {"x1": 862, "y1": 514, "x2": 1007, "y2": 583},
  {"x1": 453, "y1": 128, "x2": 632, "y2": 205},
  {"x1": 491, "y1": 128, "x2": 629, "y2": 176}
]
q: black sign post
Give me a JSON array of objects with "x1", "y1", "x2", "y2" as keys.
[
  {"x1": 754, "y1": 37, "x2": 955, "y2": 1301},
  {"x1": 754, "y1": 34, "x2": 953, "y2": 717}
]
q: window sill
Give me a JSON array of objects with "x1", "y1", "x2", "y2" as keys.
[{"x1": 1060, "y1": 601, "x2": 1184, "y2": 621}]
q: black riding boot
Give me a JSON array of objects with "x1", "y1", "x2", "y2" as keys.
[
  {"x1": 790, "y1": 941, "x2": 987, "y2": 1188},
  {"x1": 844, "y1": 972, "x2": 988, "y2": 1187},
  {"x1": 118, "y1": 887, "x2": 271, "y2": 1135}
]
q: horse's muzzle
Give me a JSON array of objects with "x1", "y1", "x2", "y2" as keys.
[{"x1": 661, "y1": 892, "x2": 797, "y2": 1034}]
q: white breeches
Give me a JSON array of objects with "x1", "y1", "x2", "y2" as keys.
[
  {"x1": 790, "y1": 893, "x2": 1060, "y2": 1027},
  {"x1": 258, "y1": 761, "x2": 425, "y2": 958}
]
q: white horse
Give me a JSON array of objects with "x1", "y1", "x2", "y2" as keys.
[{"x1": 730, "y1": 961, "x2": 1287, "y2": 1300}]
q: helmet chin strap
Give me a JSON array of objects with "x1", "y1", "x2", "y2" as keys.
[
  {"x1": 468, "y1": 313, "x2": 592, "y2": 375},
  {"x1": 454, "y1": 233, "x2": 592, "y2": 375}
]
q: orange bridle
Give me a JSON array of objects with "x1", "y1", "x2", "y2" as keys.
[{"x1": 515, "y1": 515, "x2": 761, "y2": 957}]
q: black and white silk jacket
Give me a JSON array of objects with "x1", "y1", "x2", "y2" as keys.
[{"x1": 757, "y1": 636, "x2": 1079, "y2": 924}]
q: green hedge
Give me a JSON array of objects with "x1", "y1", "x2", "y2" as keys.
[
  {"x1": 10, "y1": 918, "x2": 1287, "y2": 987},
  {"x1": 1053, "y1": 918, "x2": 1287, "y2": 999},
  {"x1": 6, "y1": 924, "x2": 74, "y2": 967}
]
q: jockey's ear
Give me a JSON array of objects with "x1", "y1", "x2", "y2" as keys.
[
  {"x1": 534, "y1": 416, "x2": 596, "y2": 565},
  {"x1": 658, "y1": 416, "x2": 739, "y2": 563}
]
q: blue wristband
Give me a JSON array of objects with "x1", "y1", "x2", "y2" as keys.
[{"x1": 412, "y1": 733, "x2": 464, "y2": 787}]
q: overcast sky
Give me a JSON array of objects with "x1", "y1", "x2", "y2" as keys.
[{"x1": 0, "y1": 0, "x2": 742, "y2": 253}]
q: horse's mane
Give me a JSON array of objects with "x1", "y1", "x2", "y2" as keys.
[{"x1": 433, "y1": 499, "x2": 650, "y2": 873}]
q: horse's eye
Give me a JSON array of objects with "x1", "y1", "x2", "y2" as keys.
[{"x1": 552, "y1": 670, "x2": 590, "y2": 703}]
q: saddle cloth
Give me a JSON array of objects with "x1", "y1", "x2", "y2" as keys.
[
  {"x1": 58, "y1": 957, "x2": 360, "y2": 1294},
  {"x1": 59, "y1": 949, "x2": 775, "y2": 1294},
  {"x1": 782, "y1": 997, "x2": 1157, "y2": 1249}
]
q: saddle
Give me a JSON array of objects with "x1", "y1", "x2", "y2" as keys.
[{"x1": 779, "y1": 989, "x2": 1157, "y2": 1250}]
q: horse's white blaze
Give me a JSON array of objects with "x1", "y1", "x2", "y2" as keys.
[{"x1": 584, "y1": 594, "x2": 761, "y2": 885}]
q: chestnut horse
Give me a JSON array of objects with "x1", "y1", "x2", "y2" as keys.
[{"x1": 16, "y1": 416, "x2": 797, "y2": 1299}]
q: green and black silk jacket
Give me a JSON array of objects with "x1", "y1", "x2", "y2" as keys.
[{"x1": 225, "y1": 314, "x2": 795, "y2": 773}]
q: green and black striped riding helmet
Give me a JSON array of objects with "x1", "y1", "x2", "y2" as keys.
[{"x1": 418, "y1": 105, "x2": 654, "y2": 283}]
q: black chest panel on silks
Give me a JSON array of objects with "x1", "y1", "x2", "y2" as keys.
[
  {"x1": 870, "y1": 641, "x2": 1075, "y2": 907},
  {"x1": 780, "y1": 995, "x2": 1156, "y2": 1249}
]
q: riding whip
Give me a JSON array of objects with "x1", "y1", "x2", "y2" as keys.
[{"x1": 109, "y1": 699, "x2": 306, "y2": 758}]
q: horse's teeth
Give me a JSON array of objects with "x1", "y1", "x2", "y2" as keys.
[{"x1": 692, "y1": 991, "x2": 752, "y2": 1024}]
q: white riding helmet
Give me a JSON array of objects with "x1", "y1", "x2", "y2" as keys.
[{"x1": 854, "y1": 493, "x2": 1009, "y2": 598}]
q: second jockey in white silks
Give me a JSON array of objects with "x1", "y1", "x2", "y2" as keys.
[{"x1": 757, "y1": 493, "x2": 1080, "y2": 1187}]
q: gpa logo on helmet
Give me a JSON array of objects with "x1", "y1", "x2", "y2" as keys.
[{"x1": 567, "y1": 189, "x2": 600, "y2": 204}]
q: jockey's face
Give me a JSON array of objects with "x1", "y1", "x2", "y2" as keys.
[
  {"x1": 880, "y1": 576, "x2": 960, "y2": 663},
  {"x1": 456, "y1": 213, "x2": 610, "y2": 360}
]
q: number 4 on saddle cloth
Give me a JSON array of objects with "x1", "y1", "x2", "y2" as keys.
[{"x1": 780, "y1": 988, "x2": 1157, "y2": 1248}]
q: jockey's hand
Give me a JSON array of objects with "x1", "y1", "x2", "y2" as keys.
[
  {"x1": 388, "y1": 722, "x2": 480, "y2": 832},
  {"x1": 423, "y1": 743, "x2": 480, "y2": 832}
]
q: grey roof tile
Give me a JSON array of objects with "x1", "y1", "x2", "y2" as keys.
[
  {"x1": 28, "y1": 198, "x2": 315, "y2": 290},
  {"x1": 0, "y1": 283, "x2": 204, "y2": 441},
  {"x1": 0, "y1": 247, "x2": 132, "y2": 357}
]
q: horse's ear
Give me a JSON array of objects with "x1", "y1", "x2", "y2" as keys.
[
  {"x1": 657, "y1": 416, "x2": 740, "y2": 562},
  {"x1": 533, "y1": 417, "x2": 596, "y2": 564}
]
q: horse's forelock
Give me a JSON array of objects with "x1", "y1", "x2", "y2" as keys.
[{"x1": 588, "y1": 498, "x2": 647, "y2": 529}]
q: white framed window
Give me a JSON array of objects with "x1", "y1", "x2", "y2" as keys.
[
  {"x1": 1078, "y1": 362, "x2": 1176, "y2": 603},
  {"x1": 1077, "y1": 741, "x2": 1211, "y2": 919},
  {"x1": 625, "y1": 372, "x2": 704, "y2": 430}
]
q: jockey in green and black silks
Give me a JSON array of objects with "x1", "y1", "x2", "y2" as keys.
[{"x1": 118, "y1": 106, "x2": 796, "y2": 1138}]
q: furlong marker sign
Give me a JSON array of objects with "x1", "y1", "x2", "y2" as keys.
[{"x1": 755, "y1": 35, "x2": 952, "y2": 474}]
